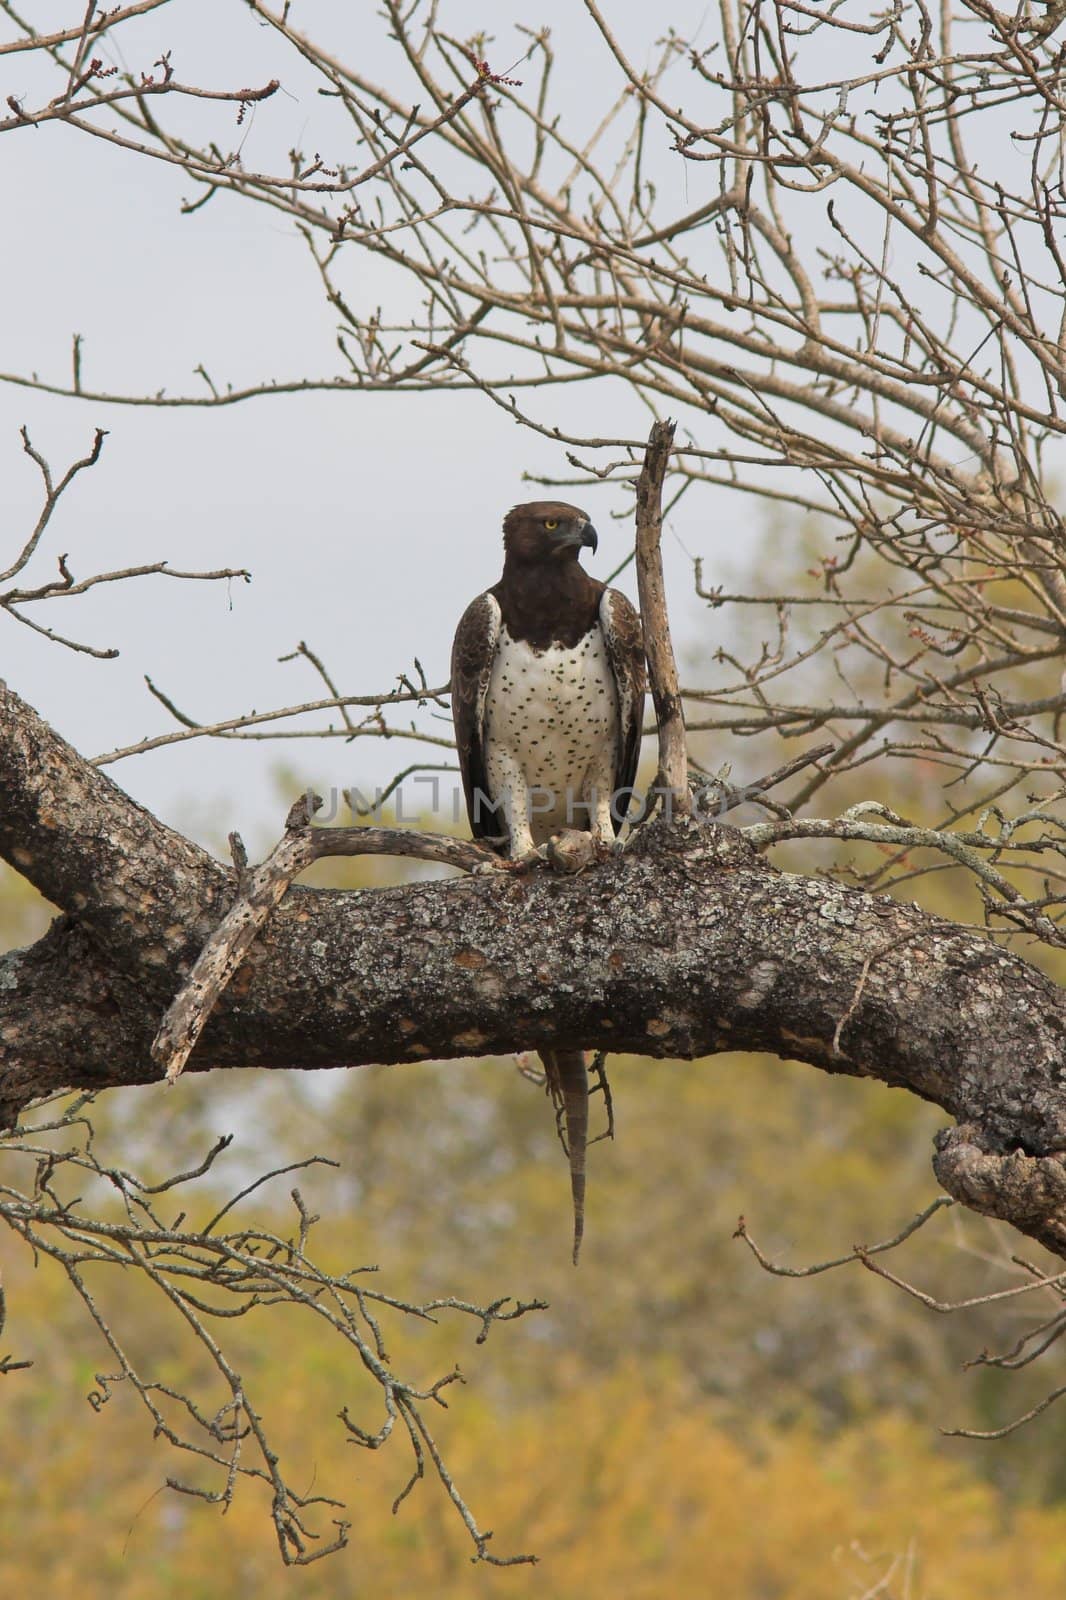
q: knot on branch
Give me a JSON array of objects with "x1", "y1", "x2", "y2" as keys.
[
  {"x1": 934, "y1": 1124, "x2": 1066, "y2": 1253},
  {"x1": 626, "y1": 812, "x2": 763, "y2": 871}
]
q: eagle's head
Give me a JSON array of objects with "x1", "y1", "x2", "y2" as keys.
[{"x1": 502, "y1": 501, "x2": 598, "y2": 564}]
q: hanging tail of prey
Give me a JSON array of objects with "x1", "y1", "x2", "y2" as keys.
[{"x1": 539, "y1": 1048, "x2": 589, "y2": 1265}]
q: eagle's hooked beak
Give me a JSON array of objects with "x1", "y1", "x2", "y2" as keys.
[{"x1": 553, "y1": 518, "x2": 599, "y2": 554}]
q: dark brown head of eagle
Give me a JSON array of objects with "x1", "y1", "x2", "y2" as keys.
[{"x1": 500, "y1": 501, "x2": 598, "y2": 566}]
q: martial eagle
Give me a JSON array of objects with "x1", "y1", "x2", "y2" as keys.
[{"x1": 451, "y1": 501, "x2": 646, "y2": 1260}]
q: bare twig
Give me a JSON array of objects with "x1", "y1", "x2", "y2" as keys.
[
  {"x1": 0, "y1": 1104, "x2": 541, "y2": 1564},
  {"x1": 634, "y1": 420, "x2": 690, "y2": 814}
]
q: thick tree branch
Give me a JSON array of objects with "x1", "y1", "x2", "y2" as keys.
[
  {"x1": 0, "y1": 678, "x2": 229, "y2": 980},
  {"x1": 1, "y1": 679, "x2": 1064, "y2": 1256}
]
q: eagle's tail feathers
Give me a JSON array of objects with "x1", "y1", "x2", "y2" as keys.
[{"x1": 540, "y1": 1048, "x2": 588, "y2": 1265}]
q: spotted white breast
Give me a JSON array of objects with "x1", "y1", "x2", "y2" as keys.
[{"x1": 483, "y1": 620, "x2": 620, "y2": 849}]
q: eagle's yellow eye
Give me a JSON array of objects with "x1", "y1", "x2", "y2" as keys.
[{"x1": 544, "y1": 518, "x2": 559, "y2": 530}]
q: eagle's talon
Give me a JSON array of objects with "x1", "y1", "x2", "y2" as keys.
[
  {"x1": 547, "y1": 829, "x2": 600, "y2": 875},
  {"x1": 505, "y1": 844, "x2": 548, "y2": 873}
]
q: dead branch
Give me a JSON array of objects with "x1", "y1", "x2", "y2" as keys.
[
  {"x1": 92, "y1": 679, "x2": 453, "y2": 766},
  {"x1": 737, "y1": 1198, "x2": 1066, "y2": 1439},
  {"x1": 634, "y1": 419, "x2": 689, "y2": 814},
  {"x1": 153, "y1": 796, "x2": 504, "y2": 1083},
  {"x1": 1, "y1": 428, "x2": 249, "y2": 657}
]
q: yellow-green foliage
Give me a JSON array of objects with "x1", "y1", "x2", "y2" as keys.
[
  {"x1": 3, "y1": 1257, "x2": 1066, "y2": 1600},
  {"x1": 4, "y1": 1051, "x2": 1066, "y2": 1594}
]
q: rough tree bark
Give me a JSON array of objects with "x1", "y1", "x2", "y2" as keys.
[{"x1": 2, "y1": 679, "x2": 1064, "y2": 1259}]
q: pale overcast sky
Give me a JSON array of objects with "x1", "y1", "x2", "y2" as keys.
[{"x1": 1, "y1": 2, "x2": 735, "y2": 850}]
